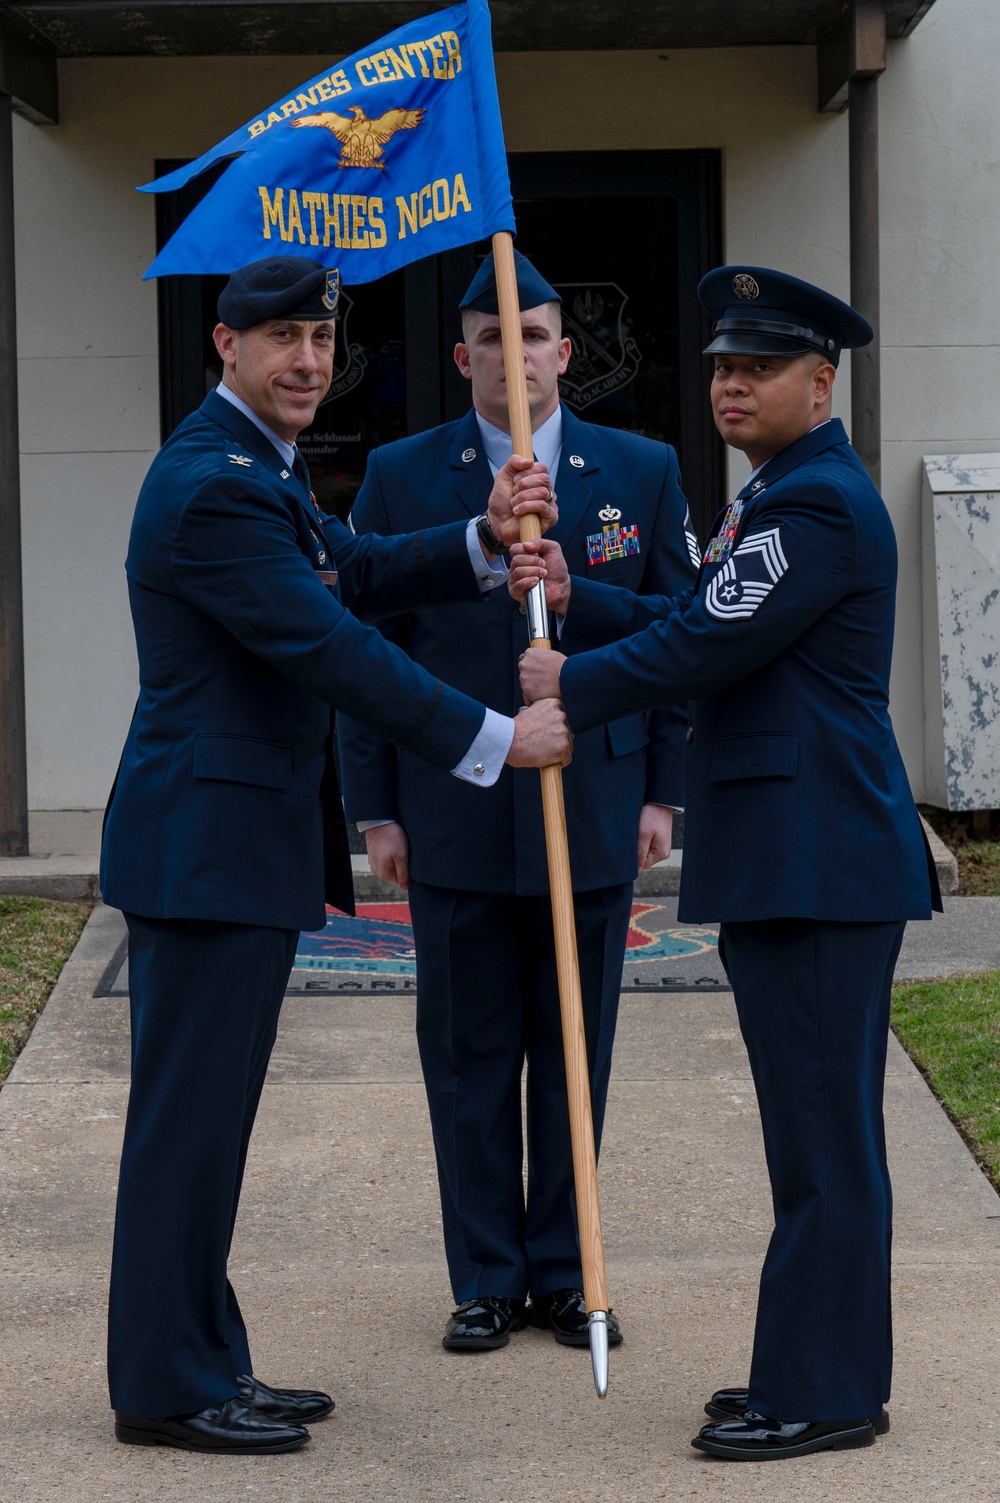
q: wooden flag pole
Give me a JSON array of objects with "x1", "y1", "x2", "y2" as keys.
[{"x1": 491, "y1": 229, "x2": 610, "y2": 1398}]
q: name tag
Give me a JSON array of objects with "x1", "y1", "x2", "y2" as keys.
[{"x1": 315, "y1": 570, "x2": 339, "y2": 587}]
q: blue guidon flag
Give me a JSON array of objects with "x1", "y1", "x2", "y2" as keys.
[{"x1": 140, "y1": 0, "x2": 514, "y2": 282}]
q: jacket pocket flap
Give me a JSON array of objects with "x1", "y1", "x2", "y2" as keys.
[
  {"x1": 709, "y1": 734, "x2": 798, "y2": 782},
  {"x1": 607, "y1": 714, "x2": 650, "y2": 758},
  {"x1": 193, "y1": 735, "x2": 293, "y2": 790}
]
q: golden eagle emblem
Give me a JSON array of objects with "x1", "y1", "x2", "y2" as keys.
[{"x1": 291, "y1": 105, "x2": 426, "y2": 171}]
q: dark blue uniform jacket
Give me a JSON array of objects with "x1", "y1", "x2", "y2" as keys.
[
  {"x1": 338, "y1": 406, "x2": 696, "y2": 895},
  {"x1": 101, "y1": 390, "x2": 489, "y2": 932},
  {"x1": 558, "y1": 419, "x2": 941, "y2": 922}
]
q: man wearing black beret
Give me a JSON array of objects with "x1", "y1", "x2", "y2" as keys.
[
  {"x1": 514, "y1": 266, "x2": 941, "y2": 1460},
  {"x1": 101, "y1": 255, "x2": 570, "y2": 1454}
]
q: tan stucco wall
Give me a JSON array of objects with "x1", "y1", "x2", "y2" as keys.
[{"x1": 12, "y1": 1, "x2": 999, "y2": 806}]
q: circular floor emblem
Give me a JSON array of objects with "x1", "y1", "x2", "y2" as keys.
[{"x1": 733, "y1": 273, "x2": 760, "y2": 301}]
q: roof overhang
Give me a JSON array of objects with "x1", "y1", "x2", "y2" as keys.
[{"x1": 4, "y1": 0, "x2": 939, "y2": 59}]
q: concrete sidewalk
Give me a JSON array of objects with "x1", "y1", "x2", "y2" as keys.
[{"x1": 2, "y1": 902, "x2": 1000, "y2": 1502}]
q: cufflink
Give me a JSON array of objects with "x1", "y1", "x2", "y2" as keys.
[{"x1": 474, "y1": 763, "x2": 486, "y2": 777}]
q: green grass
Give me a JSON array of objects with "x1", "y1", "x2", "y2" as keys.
[
  {"x1": 955, "y1": 842, "x2": 1000, "y2": 897},
  {"x1": 919, "y1": 806, "x2": 1000, "y2": 895},
  {"x1": 0, "y1": 896, "x2": 91, "y2": 1087},
  {"x1": 892, "y1": 970, "x2": 1000, "y2": 1188}
]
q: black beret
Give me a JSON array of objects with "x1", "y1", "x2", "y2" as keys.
[
  {"x1": 459, "y1": 248, "x2": 561, "y2": 315},
  {"x1": 698, "y1": 265, "x2": 872, "y2": 367},
  {"x1": 217, "y1": 257, "x2": 341, "y2": 330}
]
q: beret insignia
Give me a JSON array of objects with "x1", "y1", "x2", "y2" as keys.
[{"x1": 322, "y1": 269, "x2": 341, "y2": 313}]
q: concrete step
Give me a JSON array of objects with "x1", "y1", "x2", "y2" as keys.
[{"x1": 0, "y1": 809, "x2": 962, "y2": 904}]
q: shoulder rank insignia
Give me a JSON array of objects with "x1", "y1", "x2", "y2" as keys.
[
  {"x1": 705, "y1": 527, "x2": 788, "y2": 621},
  {"x1": 227, "y1": 453, "x2": 253, "y2": 468},
  {"x1": 587, "y1": 522, "x2": 640, "y2": 566},
  {"x1": 703, "y1": 496, "x2": 743, "y2": 565}
]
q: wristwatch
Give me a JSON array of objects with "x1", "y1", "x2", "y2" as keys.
[{"x1": 475, "y1": 512, "x2": 505, "y2": 556}]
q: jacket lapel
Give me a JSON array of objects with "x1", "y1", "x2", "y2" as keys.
[
  {"x1": 549, "y1": 406, "x2": 595, "y2": 548},
  {"x1": 448, "y1": 409, "x2": 493, "y2": 518},
  {"x1": 202, "y1": 388, "x2": 323, "y2": 536}
]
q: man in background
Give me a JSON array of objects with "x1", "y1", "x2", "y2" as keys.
[{"x1": 339, "y1": 249, "x2": 695, "y2": 1353}]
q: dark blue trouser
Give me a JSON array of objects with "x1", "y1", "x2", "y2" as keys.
[
  {"x1": 407, "y1": 881, "x2": 632, "y2": 1303},
  {"x1": 718, "y1": 917, "x2": 907, "y2": 1422},
  {"x1": 107, "y1": 914, "x2": 298, "y2": 1417}
]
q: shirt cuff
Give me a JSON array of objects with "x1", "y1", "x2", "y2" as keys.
[
  {"x1": 466, "y1": 517, "x2": 508, "y2": 594},
  {"x1": 452, "y1": 707, "x2": 514, "y2": 787},
  {"x1": 356, "y1": 818, "x2": 395, "y2": 832}
]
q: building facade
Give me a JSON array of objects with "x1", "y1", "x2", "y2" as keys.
[{"x1": 4, "y1": 0, "x2": 996, "y2": 811}]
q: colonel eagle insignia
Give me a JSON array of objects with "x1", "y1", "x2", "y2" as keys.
[{"x1": 291, "y1": 106, "x2": 426, "y2": 171}]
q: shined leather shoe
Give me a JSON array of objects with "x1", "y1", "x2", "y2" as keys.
[
  {"x1": 528, "y1": 1288, "x2": 623, "y2": 1348},
  {"x1": 443, "y1": 1296, "x2": 527, "y2": 1350},
  {"x1": 692, "y1": 1412, "x2": 875, "y2": 1460},
  {"x1": 705, "y1": 1385, "x2": 889, "y2": 1435},
  {"x1": 114, "y1": 1396, "x2": 309, "y2": 1452},
  {"x1": 238, "y1": 1373, "x2": 335, "y2": 1423}
]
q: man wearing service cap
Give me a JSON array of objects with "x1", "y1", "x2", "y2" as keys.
[
  {"x1": 515, "y1": 266, "x2": 941, "y2": 1459},
  {"x1": 338, "y1": 248, "x2": 695, "y2": 1352},
  {"x1": 101, "y1": 255, "x2": 571, "y2": 1454}
]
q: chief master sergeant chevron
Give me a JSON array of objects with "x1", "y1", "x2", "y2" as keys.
[
  {"x1": 99, "y1": 256, "x2": 570, "y2": 1457},
  {"x1": 515, "y1": 266, "x2": 942, "y2": 1462},
  {"x1": 337, "y1": 249, "x2": 695, "y2": 1354}
]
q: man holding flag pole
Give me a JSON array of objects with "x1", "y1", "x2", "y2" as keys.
[
  {"x1": 338, "y1": 246, "x2": 693, "y2": 1362},
  {"x1": 103, "y1": 0, "x2": 612, "y2": 1455}
]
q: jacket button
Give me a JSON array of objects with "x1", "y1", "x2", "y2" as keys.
[
  {"x1": 686, "y1": 726, "x2": 694, "y2": 742},
  {"x1": 474, "y1": 763, "x2": 486, "y2": 777}
]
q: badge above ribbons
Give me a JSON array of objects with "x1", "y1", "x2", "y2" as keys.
[{"x1": 705, "y1": 527, "x2": 789, "y2": 621}]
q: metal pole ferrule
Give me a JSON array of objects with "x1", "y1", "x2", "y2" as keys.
[
  {"x1": 588, "y1": 1310, "x2": 609, "y2": 1398},
  {"x1": 526, "y1": 580, "x2": 550, "y2": 645}
]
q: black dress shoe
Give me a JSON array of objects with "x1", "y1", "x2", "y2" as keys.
[
  {"x1": 705, "y1": 1385, "x2": 889, "y2": 1435},
  {"x1": 528, "y1": 1288, "x2": 623, "y2": 1348},
  {"x1": 692, "y1": 1412, "x2": 875, "y2": 1461},
  {"x1": 238, "y1": 1373, "x2": 335, "y2": 1423},
  {"x1": 114, "y1": 1396, "x2": 309, "y2": 1453},
  {"x1": 443, "y1": 1296, "x2": 527, "y2": 1350}
]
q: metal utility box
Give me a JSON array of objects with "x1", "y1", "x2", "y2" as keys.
[{"x1": 922, "y1": 454, "x2": 1000, "y2": 811}]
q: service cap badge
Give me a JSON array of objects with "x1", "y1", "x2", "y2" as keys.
[{"x1": 733, "y1": 273, "x2": 761, "y2": 301}]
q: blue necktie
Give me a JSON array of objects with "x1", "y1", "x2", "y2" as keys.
[{"x1": 292, "y1": 450, "x2": 311, "y2": 499}]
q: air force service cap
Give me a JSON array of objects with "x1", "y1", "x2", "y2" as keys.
[
  {"x1": 698, "y1": 265, "x2": 872, "y2": 367},
  {"x1": 218, "y1": 257, "x2": 341, "y2": 330},
  {"x1": 460, "y1": 248, "x2": 561, "y2": 315}
]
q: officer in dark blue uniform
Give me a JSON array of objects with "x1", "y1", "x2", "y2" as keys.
[
  {"x1": 515, "y1": 266, "x2": 942, "y2": 1460},
  {"x1": 100, "y1": 256, "x2": 569, "y2": 1455},
  {"x1": 338, "y1": 250, "x2": 695, "y2": 1352}
]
